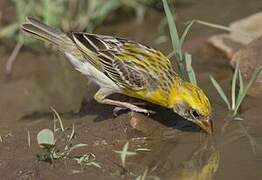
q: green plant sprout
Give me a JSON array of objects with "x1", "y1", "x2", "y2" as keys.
[
  {"x1": 1, "y1": 0, "x2": 152, "y2": 40},
  {"x1": 161, "y1": 13, "x2": 260, "y2": 119},
  {"x1": 114, "y1": 142, "x2": 137, "y2": 168},
  {"x1": 37, "y1": 128, "x2": 56, "y2": 162},
  {"x1": 112, "y1": 142, "x2": 152, "y2": 178},
  {"x1": 0, "y1": 132, "x2": 13, "y2": 143},
  {"x1": 210, "y1": 64, "x2": 262, "y2": 118},
  {"x1": 27, "y1": 130, "x2": 31, "y2": 148},
  {"x1": 162, "y1": 0, "x2": 197, "y2": 85},
  {"x1": 36, "y1": 126, "x2": 90, "y2": 163},
  {"x1": 35, "y1": 109, "x2": 103, "y2": 169},
  {"x1": 50, "y1": 106, "x2": 65, "y2": 132},
  {"x1": 161, "y1": 0, "x2": 257, "y2": 86},
  {"x1": 135, "y1": 167, "x2": 149, "y2": 180},
  {"x1": 74, "y1": 153, "x2": 101, "y2": 170}
]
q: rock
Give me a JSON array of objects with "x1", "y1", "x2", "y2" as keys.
[
  {"x1": 208, "y1": 34, "x2": 244, "y2": 59},
  {"x1": 129, "y1": 112, "x2": 162, "y2": 136},
  {"x1": 209, "y1": 12, "x2": 262, "y2": 59},
  {"x1": 231, "y1": 36, "x2": 262, "y2": 98},
  {"x1": 0, "y1": 50, "x2": 88, "y2": 130}
]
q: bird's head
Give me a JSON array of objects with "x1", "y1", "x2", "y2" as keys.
[{"x1": 169, "y1": 81, "x2": 213, "y2": 134}]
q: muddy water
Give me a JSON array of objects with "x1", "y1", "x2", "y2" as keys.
[{"x1": 1, "y1": 0, "x2": 262, "y2": 179}]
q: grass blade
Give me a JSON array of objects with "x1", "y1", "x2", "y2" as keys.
[
  {"x1": 27, "y1": 130, "x2": 31, "y2": 148},
  {"x1": 69, "y1": 124, "x2": 75, "y2": 142},
  {"x1": 210, "y1": 76, "x2": 231, "y2": 110},
  {"x1": 70, "y1": 144, "x2": 88, "y2": 152},
  {"x1": 185, "y1": 52, "x2": 197, "y2": 85},
  {"x1": 114, "y1": 142, "x2": 137, "y2": 167},
  {"x1": 195, "y1": 20, "x2": 253, "y2": 39},
  {"x1": 179, "y1": 20, "x2": 195, "y2": 52},
  {"x1": 0, "y1": 23, "x2": 19, "y2": 38},
  {"x1": 196, "y1": 20, "x2": 234, "y2": 32},
  {"x1": 236, "y1": 69, "x2": 244, "y2": 103},
  {"x1": 50, "y1": 107, "x2": 64, "y2": 132},
  {"x1": 162, "y1": 0, "x2": 186, "y2": 80},
  {"x1": 234, "y1": 66, "x2": 262, "y2": 116},
  {"x1": 231, "y1": 63, "x2": 239, "y2": 110},
  {"x1": 162, "y1": 0, "x2": 180, "y2": 56},
  {"x1": 93, "y1": 0, "x2": 120, "y2": 24}
]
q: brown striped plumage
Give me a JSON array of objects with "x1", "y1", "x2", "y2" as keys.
[{"x1": 72, "y1": 33, "x2": 178, "y2": 92}]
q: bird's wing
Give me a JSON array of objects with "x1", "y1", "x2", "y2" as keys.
[{"x1": 72, "y1": 32, "x2": 174, "y2": 91}]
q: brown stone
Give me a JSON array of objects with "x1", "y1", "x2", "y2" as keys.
[
  {"x1": 208, "y1": 12, "x2": 262, "y2": 59},
  {"x1": 231, "y1": 36, "x2": 262, "y2": 98}
]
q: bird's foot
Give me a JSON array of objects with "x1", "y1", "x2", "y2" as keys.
[
  {"x1": 94, "y1": 90, "x2": 155, "y2": 116},
  {"x1": 113, "y1": 102, "x2": 155, "y2": 116}
]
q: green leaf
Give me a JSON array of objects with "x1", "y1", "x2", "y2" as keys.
[
  {"x1": 234, "y1": 66, "x2": 262, "y2": 116},
  {"x1": 88, "y1": 162, "x2": 102, "y2": 168},
  {"x1": 70, "y1": 143, "x2": 88, "y2": 152},
  {"x1": 114, "y1": 142, "x2": 137, "y2": 167},
  {"x1": 179, "y1": 21, "x2": 195, "y2": 53},
  {"x1": 210, "y1": 76, "x2": 231, "y2": 110},
  {"x1": 195, "y1": 20, "x2": 236, "y2": 32},
  {"x1": 162, "y1": 0, "x2": 180, "y2": 55},
  {"x1": 0, "y1": 23, "x2": 19, "y2": 39},
  {"x1": 135, "y1": 148, "x2": 151, "y2": 152},
  {"x1": 162, "y1": 0, "x2": 187, "y2": 80},
  {"x1": 185, "y1": 52, "x2": 197, "y2": 85},
  {"x1": 236, "y1": 69, "x2": 244, "y2": 103},
  {"x1": 136, "y1": 167, "x2": 149, "y2": 180},
  {"x1": 50, "y1": 107, "x2": 64, "y2": 132},
  {"x1": 231, "y1": 63, "x2": 239, "y2": 110},
  {"x1": 69, "y1": 124, "x2": 75, "y2": 142},
  {"x1": 37, "y1": 129, "x2": 55, "y2": 147},
  {"x1": 195, "y1": 20, "x2": 253, "y2": 39},
  {"x1": 92, "y1": 0, "x2": 120, "y2": 24}
]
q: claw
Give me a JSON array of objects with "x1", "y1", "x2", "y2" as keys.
[{"x1": 113, "y1": 107, "x2": 128, "y2": 116}]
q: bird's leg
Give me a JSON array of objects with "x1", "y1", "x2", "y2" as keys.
[
  {"x1": 113, "y1": 102, "x2": 148, "y2": 115},
  {"x1": 94, "y1": 89, "x2": 155, "y2": 115}
]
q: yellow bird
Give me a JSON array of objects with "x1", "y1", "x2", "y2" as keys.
[{"x1": 22, "y1": 17, "x2": 212, "y2": 134}]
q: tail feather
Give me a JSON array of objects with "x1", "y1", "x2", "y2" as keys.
[{"x1": 21, "y1": 17, "x2": 70, "y2": 47}]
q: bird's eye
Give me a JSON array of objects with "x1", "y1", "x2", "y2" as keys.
[{"x1": 191, "y1": 110, "x2": 200, "y2": 118}]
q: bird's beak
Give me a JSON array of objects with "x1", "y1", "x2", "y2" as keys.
[{"x1": 194, "y1": 119, "x2": 213, "y2": 134}]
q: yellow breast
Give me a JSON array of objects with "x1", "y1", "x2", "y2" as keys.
[{"x1": 122, "y1": 88, "x2": 169, "y2": 107}]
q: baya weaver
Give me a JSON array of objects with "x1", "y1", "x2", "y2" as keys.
[{"x1": 22, "y1": 17, "x2": 212, "y2": 134}]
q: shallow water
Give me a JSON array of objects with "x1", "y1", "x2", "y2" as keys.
[{"x1": 0, "y1": 0, "x2": 262, "y2": 179}]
